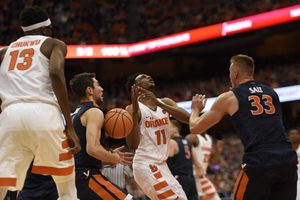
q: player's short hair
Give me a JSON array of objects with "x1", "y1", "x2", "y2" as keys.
[
  {"x1": 70, "y1": 73, "x2": 95, "y2": 100},
  {"x1": 288, "y1": 129, "x2": 300, "y2": 135},
  {"x1": 170, "y1": 119, "x2": 182, "y2": 133},
  {"x1": 20, "y1": 6, "x2": 49, "y2": 27},
  {"x1": 230, "y1": 54, "x2": 255, "y2": 75},
  {"x1": 125, "y1": 73, "x2": 141, "y2": 95}
]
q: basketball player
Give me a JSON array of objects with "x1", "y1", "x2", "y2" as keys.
[
  {"x1": 0, "y1": 6, "x2": 81, "y2": 200},
  {"x1": 186, "y1": 132, "x2": 223, "y2": 200},
  {"x1": 189, "y1": 54, "x2": 298, "y2": 200},
  {"x1": 125, "y1": 73, "x2": 190, "y2": 200},
  {"x1": 69, "y1": 72, "x2": 133, "y2": 200},
  {"x1": 167, "y1": 119, "x2": 204, "y2": 200},
  {"x1": 17, "y1": 161, "x2": 58, "y2": 200},
  {"x1": 288, "y1": 129, "x2": 300, "y2": 200}
]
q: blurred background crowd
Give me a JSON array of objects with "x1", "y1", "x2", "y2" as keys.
[
  {"x1": 1, "y1": 0, "x2": 300, "y2": 45},
  {"x1": 1, "y1": 0, "x2": 300, "y2": 199}
]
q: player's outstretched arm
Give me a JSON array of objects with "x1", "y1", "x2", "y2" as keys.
[
  {"x1": 85, "y1": 108, "x2": 121, "y2": 164},
  {"x1": 138, "y1": 87, "x2": 190, "y2": 124},
  {"x1": 126, "y1": 84, "x2": 142, "y2": 150},
  {"x1": 190, "y1": 93, "x2": 230, "y2": 135},
  {"x1": 49, "y1": 39, "x2": 81, "y2": 154}
]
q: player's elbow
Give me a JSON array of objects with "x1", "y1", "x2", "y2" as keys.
[
  {"x1": 127, "y1": 142, "x2": 138, "y2": 151},
  {"x1": 86, "y1": 146, "x2": 97, "y2": 158},
  {"x1": 49, "y1": 69, "x2": 63, "y2": 80},
  {"x1": 126, "y1": 136, "x2": 139, "y2": 150},
  {"x1": 189, "y1": 123, "x2": 198, "y2": 135}
]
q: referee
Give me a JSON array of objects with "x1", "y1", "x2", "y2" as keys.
[{"x1": 102, "y1": 163, "x2": 134, "y2": 192}]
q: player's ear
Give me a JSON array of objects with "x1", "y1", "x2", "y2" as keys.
[
  {"x1": 41, "y1": 26, "x2": 48, "y2": 36},
  {"x1": 86, "y1": 87, "x2": 92, "y2": 95}
]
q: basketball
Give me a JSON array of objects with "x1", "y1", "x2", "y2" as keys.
[{"x1": 104, "y1": 108, "x2": 133, "y2": 139}]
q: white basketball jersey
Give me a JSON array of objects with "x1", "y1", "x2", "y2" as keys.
[
  {"x1": 296, "y1": 145, "x2": 300, "y2": 174},
  {"x1": 0, "y1": 35, "x2": 58, "y2": 110},
  {"x1": 194, "y1": 133, "x2": 212, "y2": 171},
  {"x1": 133, "y1": 99, "x2": 171, "y2": 164}
]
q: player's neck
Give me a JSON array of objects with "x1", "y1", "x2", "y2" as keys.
[
  {"x1": 238, "y1": 77, "x2": 254, "y2": 85},
  {"x1": 291, "y1": 143, "x2": 300, "y2": 151},
  {"x1": 142, "y1": 100, "x2": 157, "y2": 111}
]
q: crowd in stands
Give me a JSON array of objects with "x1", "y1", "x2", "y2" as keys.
[{"x1": 1, "y1": 0, "x2": 300, "y2": 45}]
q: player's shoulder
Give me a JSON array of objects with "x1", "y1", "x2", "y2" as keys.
[
  {"x1": 214, "y1": 91, "x2": 237, "y2": 106},
  {"x1": 186, "y1": 134, "x2": 199, "y2": 146},
  {"x1": 0, "y1": 47, "x2": 8, "y2": 62},
  {"x1": 83, "y1": 107, "x2": 104, "y2": 121},
  {"x1": 45, "y1": 37, "x2": 66, "y2": 48}
]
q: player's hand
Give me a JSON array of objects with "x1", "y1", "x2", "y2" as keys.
[
  {"x1": 102, "y1": 161, "x2": 117, "y2": 168},
  {"x1": 131, "y1": 84, "x2": 142, "y2": 113},
  {"x1": 66, "y1": 128, "x2": 81, "y2": 154},
  {"x1": 196, "y1": 164, "x2": 206, "y2": 177},
  {"x1": 137, "y1": 87, "x2": 159, "y2": 105},
  {"x1": 113, "y1": 145, "x2": 133, "y2": 166},
  {"x1": 191, "y1": 94, "x2": 207, "y2": 113}
]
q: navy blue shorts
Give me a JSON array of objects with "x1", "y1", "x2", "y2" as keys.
[
  {"x1": 233, "y1": 144, "x2": 298, "y2": 200},
  {"x1": 18, "y1": 173, "x2": 58, "y2": 200},
  {"x1": 176, "y1": 175, "x2": 198, "y2": 200},
  {"x1": 76, "y1": 168, "x2": 129, "y2": 200}
]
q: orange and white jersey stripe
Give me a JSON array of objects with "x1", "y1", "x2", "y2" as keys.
[
  {"x1": 133, "y1": 162, "x2": 187, "y2": 200},
  {"x1": 194, "y1": 134, "x2": 212, "y2": 171},
  {"x1": 0, "y1": 35, "x2": 59, "y2": 111},
  {"x1": 195, "y1": 176, "x2": 219, "y2": 200},
  {"x1": 134, "y1": 99, "x2": 171, "y2": 164}
]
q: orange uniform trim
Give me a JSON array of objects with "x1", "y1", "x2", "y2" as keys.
[
  {"x1": 31, "y1": 165, "x2": 74, "y2": 176},
  {"x1": 62, "y1": 139, "x2": 70, "y2": 149},
  {"x1": 59, "y1": 152, "x2": 73, "y2": 161},
  {"x1": 93, "y1": 174, "x2": 127, "y2": 199},
  {"x1": 89, "y1": 178, "x2": 116, "y2": 200},
  {"x1": 200, "y1": 192, "x2": 215, "y2": 199},
  {"x1": 233, "y1": 170, "x2": 249, "y2": 200},
  {"x1": 154, "y1": 180, "x2": 168, "y2": 191},
  {"x1": 201, "y1": 147, "x2": 212, "y2": 151},
  {"x1": 233, "y1": 170, "x2": 243, "y2": 197},
  {"x1": 241, "y1": 79, "x2": 255, "y2": 84},
  {"x1": 154, "y1": 172, "x2": 163, "y2": 179},
  {"x1": 201, "y1": 180, "x2": 209, "y2": 185},
  {"x1": 0, "y1": 178, "x2": 16, "y2": 186},
  {"x1": 80, "y1": 100, "x2": 100, "y2": 108},
  {"x1": 202, "y1": 185, "x2": 213, "y2": 192},
  {"x1": 157, "y1": 189, "x2": 175, "y2": 199}
]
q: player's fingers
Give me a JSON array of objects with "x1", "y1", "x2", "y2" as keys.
[
  {"x1": 114, "y1": 145, "x2": 125, "y2": 152},
  {"x1": 123, "y1": 152, "x2": 133, "y2": 156},
  {"x1": 203, "y1": 98, "x2": 207, "y2": 106}
]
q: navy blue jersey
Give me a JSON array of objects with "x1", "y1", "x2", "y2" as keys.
[
  {"x1": 230, "y1": 80, "x2": 290, "y2": 151},
  {"x1": 72, "y1": 101, "x2": 106, "y2": 169},
  {"x1": 167, "y1": 136, "x2": 193, "y2": 176}
]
